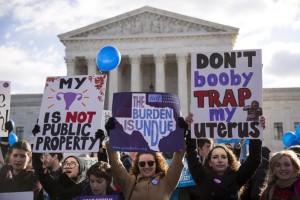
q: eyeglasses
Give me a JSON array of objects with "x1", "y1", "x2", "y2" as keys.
[
  {"x1": 62, "y1": 162, "x2": 79, "y2": 168},
  {"x1": 138, "y1": 160, "x2": 155, "y2": 167}
]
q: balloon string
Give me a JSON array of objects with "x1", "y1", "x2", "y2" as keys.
[{"x1": 98, "y1": 70, "x2": 103, "y2": 74}]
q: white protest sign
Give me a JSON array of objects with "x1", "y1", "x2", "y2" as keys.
[
  {"x1": 0, "y1": 81, "x2": 11, "y2": 137},
  {"x1": 0, "y1": 191, "x2": 33, "y2": 200},
  {"x1": 191, "y1": 49, "x2": 263, "y2": 139},
  {"x1": 34, "y1": 75, "x2": 107, "y2": 152},
  {"x1": 0, "y1": 81, "x2": 10, "y2": 137}
]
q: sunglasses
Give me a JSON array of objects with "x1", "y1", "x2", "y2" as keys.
[{"x1": 138, "y1": 160, "x2": 155, "y2": 167}]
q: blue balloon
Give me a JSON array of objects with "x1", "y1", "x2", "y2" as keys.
[
  {"x1": 295, "y1": 123, "x2": 300, "y2": 138},
  {"x1": 282, "y1": 132, "x2": 297, "y2": 148},
  {"x1": 96, "y1": 46, "x2": 121, "y2": 71},
  {"x1": 290, "y1": 139, "x2": 300, "y2": 147},
  {"x1": 8, "y1": 133, "x2": 18, "y2": 146}
]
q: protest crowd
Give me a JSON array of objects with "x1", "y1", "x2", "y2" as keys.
[
  {"x1": 1, "y1": 49, "x2": 300, "y2": 200},
  {"x1": 1, "y1": 113, "x2": 300, "y2": 200}
]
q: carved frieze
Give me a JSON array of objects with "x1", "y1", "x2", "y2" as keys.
[{"x1": 71, "y1": 12, "x2": 224, "y2": 38}]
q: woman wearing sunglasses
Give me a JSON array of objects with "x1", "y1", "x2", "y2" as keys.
[
  {"x1": 105, "y1": 118, "x2": 185, "y2": 200},
  {"x1": 32, "y1": 153, "x2": 86, "y2": 200}
]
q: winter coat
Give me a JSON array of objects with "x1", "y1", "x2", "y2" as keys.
[
  {"x1": 107, "y1": 147, "x2": 185, "y2": 200},
  {"x1": 186, "y1": 138, "x2": 262, "y2": 200},
  {"x1": 0, "y1": 164, "x2": 43, "y2": 200},
  {"x1": 32, "y1": 152, "x2": 85, "y2": 200}
]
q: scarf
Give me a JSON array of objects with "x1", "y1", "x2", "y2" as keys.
[{"x1": 267, "y1": 173, "x2": 299, "y2": 200}]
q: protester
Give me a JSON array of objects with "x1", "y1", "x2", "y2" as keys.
[
  {"x1": 41, "y1": 152, "x2": 63, "y2": 178},
  {"x1": 178, "y1": 138, "x2": 213, "y2": 200},
  {"x1": 0, "y1": 140, "x2": 43, "y2": 200},
  {"x1": 81, "y1": 161, "x2": 123, "y2": 199},
  {"x1": 197, "y1": 138, "x2": 213, "y2": 162},
  {"x1": 289, "y1": 145, "x2": 300, "y2": 158},
  {"x1": 260, "y1": 150, "x2": 300, "y2": 200},
  {"x1": 104, "y1": 117, "x2": 185, "y2": 200},
  {"x1": 240, "y1": 146, "x2": 270, "y2": 200},
  {"x1": 32, "y1": 152, "x2": 86, "y2": 200},
  {"x1": 184, "y1": 112, "x2": 264, "y2": 200}
]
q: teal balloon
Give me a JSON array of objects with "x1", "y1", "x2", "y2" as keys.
[
  {"x1": 8, "y1": 133, "x2": 18, "y2": 146},
  {"x1": 96, "y1": 46, "x2": 121, "y2": 71},
  {"x1": 282, "y1": 132, "x2": 297, "y2": 148}
]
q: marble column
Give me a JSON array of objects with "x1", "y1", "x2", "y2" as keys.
[
  {"x1": 108, "y1": 68, "x2": 118, "y2": 110},
  {"x1": 177, "y1": 53, "x2": 188, "y2": 117},
  {"x1": 130, "y1": 55, "x2": 141, "y2": 92},
  {"x1": 154, "y1": 54, "x2": 166, "y2": 92},
  {"x1": 86, "y1": 57, "x2": 97, "y2": 75},
  {"x1": 65, "y1": 57, "x2": 76, "y2": 76}
]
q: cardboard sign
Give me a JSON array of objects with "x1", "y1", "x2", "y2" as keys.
[
  {"x1": 191, "y1": 49, "x2": 263, "y2": 139},
  {"x1": 0, "y1": 81, "x2": 11, "y2": 137},
  {"x1": 34, "y1": 75, "x2": 107, "y2": 152},
  {"x1": 110, "y1": 92, "x2": 184, "y2": 152}
]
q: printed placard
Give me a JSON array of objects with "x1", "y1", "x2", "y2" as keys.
[
  {"x1": 166, "y1": 158, "x2": 196, "y2": 188},
  {"x1": 79, "y1": 195, "x2": 119, "y2": 200},
  {"x1": 110, "y1": 92, "x2": 184, "y2": 152},
  {"x1": 191, "y1": 49, "x2": 263, "y2": 139},
  {"x1": 34, "y1": 75, "x2": 107, "y2": 152},
  {"x1": 0, "y1": 81, "x2": 11, "y2": 137}
]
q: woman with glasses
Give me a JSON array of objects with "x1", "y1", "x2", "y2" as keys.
[
  {"x1": 32, "y1": 152, "x2": 86, "y2": 200},
  {"x1": 0, "y1": 140, "x2": 43, "y2": 200}
]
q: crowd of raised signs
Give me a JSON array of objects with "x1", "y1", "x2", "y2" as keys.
[{"x1": 1, "y1": 116, "x2": 300, "y2": 200}]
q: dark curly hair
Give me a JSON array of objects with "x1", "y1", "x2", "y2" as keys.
[
  {"x1": 86, "y1": 161, "x2": 112, "y2": 186},
  {"x1": 203, "y1": 144, "x2": 240, "y2": 175},
  {"x1": 129, "y1": 152, "x2": 168, "y2": 177}
]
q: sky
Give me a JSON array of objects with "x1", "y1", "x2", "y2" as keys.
[{"x1": 0, "y1": 0, "x2": 300, "y2": 94}]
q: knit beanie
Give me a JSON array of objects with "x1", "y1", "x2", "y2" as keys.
[{"x1": 63, "y1": 155, "x2": 85, "y2": 176}]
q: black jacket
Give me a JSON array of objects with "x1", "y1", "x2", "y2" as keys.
[
  {"x1": 32, "y1": 152, "x2": 85, "y2": 200},
  {"x1": 186, "y1": 137, "x2": 262, "y2": 200},
  {"x1": 0, "y1": 164, "x2": 43, "y2": 200}
]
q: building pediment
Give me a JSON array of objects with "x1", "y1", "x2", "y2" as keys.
[{"x1": 58, "y1": 6, "x2": 238, "y2": 41}]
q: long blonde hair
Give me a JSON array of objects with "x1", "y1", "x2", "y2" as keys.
[{"x1": 260, "y1": 150, "x2": 300, "y2": 199}]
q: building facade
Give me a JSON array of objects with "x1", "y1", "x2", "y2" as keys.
[{"x1": 9, "y1": 6, "x2": 300, "y2": 152}]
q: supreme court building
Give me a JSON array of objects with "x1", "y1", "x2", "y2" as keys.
[{"x1": 9, "y1": 6, "x2": 300, "y2": 152}]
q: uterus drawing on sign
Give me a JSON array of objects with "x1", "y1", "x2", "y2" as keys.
[{"x1": 56, "y1": 92, "x2": 83, "y2": 110}]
